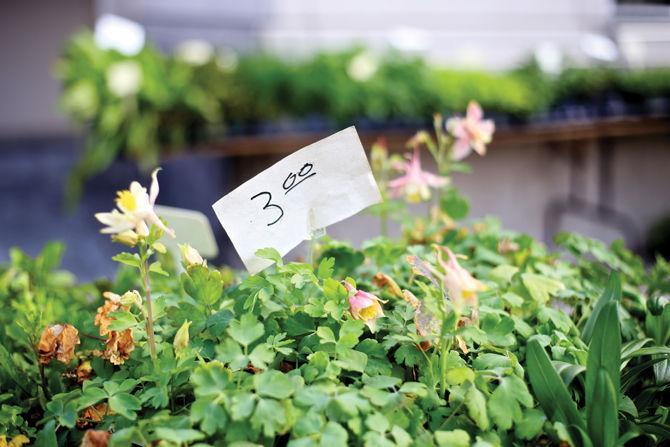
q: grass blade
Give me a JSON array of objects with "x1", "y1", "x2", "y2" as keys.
[
  {"x1": 526, "y1": 339, "x2": 585, "y2": 431},
  {"x1": 587, "y1": 369, "x2": 619, "y2": 447},
  {"x1": 585, "y1": 301, "x2": 621, "y2": 411},
  {"x1": 582, "y1": 272, "x2": 621, "y2": 344}
]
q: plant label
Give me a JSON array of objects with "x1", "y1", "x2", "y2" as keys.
[{"x1": 212, "y1": 127, "x2": 381, "y2": 273}]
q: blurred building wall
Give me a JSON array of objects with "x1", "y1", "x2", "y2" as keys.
[
  {"x1": 0, "y1": 0, "x2": 92, "y2": 137},
  {"x1": 100, "y1": 0, "x2": 615, "y2": 68}
]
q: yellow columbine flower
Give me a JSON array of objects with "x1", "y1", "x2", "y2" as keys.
[{"x1": 95, "y1": 168, "x2": 175, "y2": 239}]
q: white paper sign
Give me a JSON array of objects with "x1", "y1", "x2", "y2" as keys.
[{"x1": 212, "y1": 127, "x2": 381, "y2": 273}]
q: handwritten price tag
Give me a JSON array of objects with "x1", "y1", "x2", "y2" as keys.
[{"x1": 212, "y1": 127, "x2": 381, "y2": 273}]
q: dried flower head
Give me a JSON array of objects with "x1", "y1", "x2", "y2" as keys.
[
  {"x1": 80, "y1": 429, "x2": 111, "y2": 447},
  {"x1": 37, "y1": 324, "x2": 80, "y2": 365}
]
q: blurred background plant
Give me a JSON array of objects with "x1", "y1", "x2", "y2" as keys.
[{"x1": 56, "y1": 31, "x2": 670, "y2": 204}]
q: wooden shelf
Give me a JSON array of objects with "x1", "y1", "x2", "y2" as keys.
[{"x1": 187, "y1": 116, "x2": 670, "y2": 158}]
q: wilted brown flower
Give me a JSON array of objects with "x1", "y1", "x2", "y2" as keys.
[
  {"x1": 497, "y1": 238, "x2": 519, "y2": 254},
  {"x1": 373, "y1": 273, "x2": 404, "y2": 298},
  {"x1": 95, "y1": 292, "x2": 125, "y2": 336},
  {"x1": 95, "y1": 292, "x2": 135, "y2": 365},
  {"x1": 37, "y1": 324, "x2": 80, "y2": 365},
  {"x1": 77, "y1": 403, "x2": 110, "y2": 427},
  {"x1": 80, "y1": 430, "x2": 111, "y2": 447},
  {"x1": 76, "y1": 360, "x2": 93, "y2": 383},
  {"x1": 103, "y1": 329, "x2": 134, "y2": 365}
]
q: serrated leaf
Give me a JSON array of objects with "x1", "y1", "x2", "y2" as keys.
[
  {"x1": 317, "y1": 257, "x2": 335, "y2": 279},
  {"x1": 256, "y1": 247, "x2": 283, "y2": 266},
  {"x1": 254, "y1": 370, "x2": 296, "y2": 399},
  {"x1": 521, "y1": 273, "x2": 564, "y2": 305},
  {"x1": 228, "y1": 313, "x2": 264, "y2": 347},
  {"x1": 249, "y1": 343, "x2": 275, "y2": 369}
]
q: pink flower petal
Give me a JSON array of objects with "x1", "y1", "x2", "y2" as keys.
[
  {"x1": 452, "y1": 138, "x2": 472, "y2": 161},
  {"x1": 467, "y1": 101, "x2": 483, "y2": 121}
]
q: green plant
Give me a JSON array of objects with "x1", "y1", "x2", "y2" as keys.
[{"x1": 3, "y1": 110, "x2": 669, "y2": 447}]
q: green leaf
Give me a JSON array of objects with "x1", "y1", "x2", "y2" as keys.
[
  {"x1": 191, "y1": 361, "x2": 232, "y2": 397},
  {"x1": 249, "y1": 343, "x2": 275, "y2": 369},
  {"x1": 521, "y1": 273, "x2": 565, "y2": 305},
  {"x1": 254, "y1": 370, "x2": 296, "y2": 399},
  {"x1": 154, "y1": 428, "x2": 205, "y2": 444},
  {"x1": 316, "y1": 326, "x2": 336, "y2": 344},
  {"x1": 149, "y1": 261, "x2": 169, "y2": 276},
  {"x1": 108, "y1": 392, "x2": 141, "y2": 420},
  {"x1": 585, "y1": 301, "x2": 621, "y2": 424},
  {"x1": 465, "y1": 386, "x2": 489, "y2": 430},
  {"x1": 34, "y1": 420, "x2": 58, "y2": 447},
  {"x1": 487, "y1": 375, "x2": 533, "y2": 430},
  {"x1": 514, "y1": 408, "x2": 547, "y2": 440},
  {"x1": 334, "y1": 348, "x2": 368, "y2": 373},
  {"x1": 338, "y1": 319, "x2": 364, "y2": 349},
  {"x1": 78, "y1": 386, "x2": 108, "y2": 409},
  {"x1": 230, "y1": 392, "x2": 257, "y2": 420},
  {"x1": 317, "y1": 257, "x2": 335, "y2": 279},
  {"x1": 440, "y1": 187, "x2": 469, "y2": 220},
  {"x1": 365, "y1": 412, "x2": 390, "y2": 433},
  {"x1": 362, "y1": 375, "x2": 401, "y2": 389},
  {"x1": 435, "y1": 429, "x2": 470, "y2": 447},
  {"x1": 582, "y1": 272, "x2": 621, "y2": 344},
  {"x1": 228, "y1": 313, "x2": 264, "y2": 347},
  {"x1": 320, "y1": 421, "x2": 348, "y2": 446},
  {"x1": 107, "y1": 310, "x2": 138, "y2": 331},
  {"x1": 587, "y1": 370, "x2": 619, "y2": 447},
  {"x1": 252, "y1": 398, "x2": 287, "y2": 437},
  {"x1": 256, "y1": 247, "x2": 283, "y2": 266},
  {"x1": 191, "y1": 397, "x2": 227, "y2": 435},
  {"x1": 112, "y1": 252, "x2": 141, "y2": 268},
  {"x1": 526, "y1": 339, "x2": 585, "y2": 430},
  {"x1": 490, "y1": 265, "x2": 519, "y2": 284}
]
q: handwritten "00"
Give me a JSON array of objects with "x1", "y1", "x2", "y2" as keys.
[{"x1": 250, "y1": 163, "x2": 316, "y2": 226}]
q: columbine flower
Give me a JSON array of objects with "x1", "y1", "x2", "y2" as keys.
[
  {"x1": 388, "y1": 147, "x2": 449, "y2": 203},
  {"x1": 95, "y1": 168, "x2": 175, "y2": 238},
  {"x1": 436, "y1": 246, "x2": 486, "y2": 307},
  {"x1": 343, "y1": 281, "x2": 385, "y2": 332},
  {"x1": 179, "y1": 244, "x2": 206, "y2": 267},
  {"x1": 175, "y1": 39, "x2": 213, "y2": 66},
  {"x1": 106, "y1": 61, "x2": 142, "y2": 97},
  {"x1": 446, "y1": 101, "x2": 495, "y2": 160}
]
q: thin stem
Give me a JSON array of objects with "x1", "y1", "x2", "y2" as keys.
[
  {"x1": 140, "y1": 247, "x2": 158, "y2": 362},
  {"x1": 38, "y1": 363, "x2": 50, "y2": 401}
]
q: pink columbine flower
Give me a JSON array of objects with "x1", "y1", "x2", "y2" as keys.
[
  {"x1": 388, "y1": 147, "x2": 449, "y2": 203},
  {"x1": 342, "y1": 281, "x2": 385, "y2": 332},
  {"x1": 446, "y1": 101, "x2": 495, "y2": 161},
  {"x1": 436, "y1": 246, "x2": 486, "y2": 307}
]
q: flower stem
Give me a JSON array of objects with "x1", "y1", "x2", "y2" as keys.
[{"x1": 139, "y1": 248, "x2": 158, "y2": 362}]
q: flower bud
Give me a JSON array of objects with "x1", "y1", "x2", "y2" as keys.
[
  {"x1": 179, "y1": 244, "x2": 206, "y2": 267},
  {"x1": 112, "y1": 230, "x2": 139, "y2": 247},
  {"x1": 120, "y1": 290, "x2": 142, "y2": 309},
  {"x1": 173, "y1": 320, "x2": 191, "y2": 355}
]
